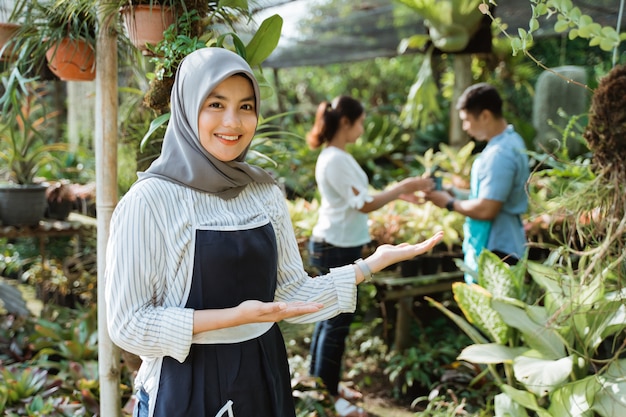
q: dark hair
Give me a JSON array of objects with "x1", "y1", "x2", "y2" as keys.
[
  {"x1": 306, "y1": 96, "x2": 364, "y2": 149},
  {"x1": 456, "y1": 83, "x2": 503, "y2": 118}
]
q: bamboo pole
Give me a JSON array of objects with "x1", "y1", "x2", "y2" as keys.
[{"x1": 96, "y1": 3, "x2": 121, "y2": 416}]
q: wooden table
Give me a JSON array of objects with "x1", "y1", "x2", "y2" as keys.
[
  {"x1": 372, "y1": 270, "x2": 464, "y2": 352},
  {"x1": 0, "y1": 213, "x2": 97, "y2": 282}
]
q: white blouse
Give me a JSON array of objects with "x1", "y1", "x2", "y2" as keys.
[{"x1": 312, "y1": 146, "x2": 373, "y2": 247}]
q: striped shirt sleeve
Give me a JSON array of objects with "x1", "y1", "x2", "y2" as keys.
[{"x1": 104, "y1": 186, "x2": 194, "y2": 363}]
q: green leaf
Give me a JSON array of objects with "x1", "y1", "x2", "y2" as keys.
[
  {"x1": 478, "y1": 250, "x2": 520, "y2": 298},
  {"x1": 458, "y1": 343, "x2": 528, "y2": 364},
  {"x1": 218, "y1": 0, "x2": 249, "y2": 10},
  {"x1": 529, "y1": 18, "x2": 540, "y2": 32},
  {"x1": 399, "y1": 34, "x2": 430, "y2": 52},
  {"x1": 492, "y1": 299, "x2": 565, "y2": 359},
  {"x1": 548, "y1": 377, "x2": 597, "y2": 416},
  {"x1": 592, "y1": 359, "x2": 626, "y2": 417},
  {"x1": 554, "y1": 19, "x2": 570, "y2": 33},
  {"x1": 500, "y1": 384, "x2": 553, "y2": 417},
  {"x1": 453, "y1": 282, "x2": 510, "y2": 344},
  {"x1": 526, "y1": 261, "x2": 566, "y2": 315},
  {"x1": 511, "y1": 37, "x2": 523, "y2": 55},
  {"x1": 513, "y1": 354, "x2": 574, "y2": 397},
  {"x1": 585, "y1": 292, "x2": 626, "y2": 350},
  {"x1": 599, "y1": 38, "x2": 617, "y2": 52},
  {"x1": 245, "y1": 14, "x2": 283, "y2": 67},
  {"x1": 494, "y1": 392, "x2": 531, "y2": 417},
  {"x1": 140, "y1": 113, "x2": 170, "y2": 152}
]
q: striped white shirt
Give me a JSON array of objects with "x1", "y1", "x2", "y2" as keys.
[{"x1": 104, "y1": 178, "x2": 357, "y2": 412}]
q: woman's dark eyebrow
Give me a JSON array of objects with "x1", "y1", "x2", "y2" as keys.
[{"x1": 208, "y1": 92, "x2": 255, "y2": 103}]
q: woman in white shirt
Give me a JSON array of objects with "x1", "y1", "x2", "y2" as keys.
[
  {"x1": 105, "y1": 50, "x2": 443, "y2": 417},
  {"x1": 306, "y1": 96, "x2": 434, "y2": 417}
]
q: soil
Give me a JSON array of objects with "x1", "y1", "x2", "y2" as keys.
[{"x1": 360, "y1": 390, "x2": 418, "y2": 417}]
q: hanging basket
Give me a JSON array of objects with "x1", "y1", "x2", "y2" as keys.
[
  {"x1": 45, "y1": 38, "x2": 96, "y2": 81},
  {"x1": 120, "y1": 4, "x2": 175, "y2": 55},
  {"x1": 0, "y1": 22, "x2": 20, "y2": 61}
]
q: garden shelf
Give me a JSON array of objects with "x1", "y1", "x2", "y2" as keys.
[{"x1": 373, "y1": 270, "x2": 464, "y2": 352}]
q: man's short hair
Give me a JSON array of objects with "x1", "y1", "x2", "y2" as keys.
[{"x1": 456, "y1": 83, "x2": 503, "y2": 118}]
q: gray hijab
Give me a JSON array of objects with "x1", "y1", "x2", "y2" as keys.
[{"x1": 137, "y1": 47, "x2": 276, "y2": 199}]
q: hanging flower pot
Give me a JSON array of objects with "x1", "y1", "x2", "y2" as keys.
[
  {"x1": 120, "y1": 4, "x2": 175, "y2": 55},
  {"x1": 45, "y1": 37, "x2": 96, "y2": 81},
  {"x1": 0, "y1": 22, "x2": 20, "y2": 61}
]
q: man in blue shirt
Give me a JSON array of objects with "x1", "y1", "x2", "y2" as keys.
[{"x1": 427, "y1": 83, "x2": 530, "y2": 283}]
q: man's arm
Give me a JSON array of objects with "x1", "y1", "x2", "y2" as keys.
[{"x1": 427, "y1": 190, "x2": 502, "y2": 220}]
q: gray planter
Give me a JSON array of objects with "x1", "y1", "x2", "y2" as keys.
[{"x1": 0, "y1": 183, "x2": 48, "y2": 227}]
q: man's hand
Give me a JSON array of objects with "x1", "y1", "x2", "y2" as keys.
[{"x1": 425, "y1": 190, "x2": 454, "y2": 209}]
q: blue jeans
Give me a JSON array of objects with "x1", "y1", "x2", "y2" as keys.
[
  {"x1": 308, "y1": 239, "x2": 362, "y2": 396},
  {"x1": 133, "y1": 388, "x2": 149, "y2": 417}
]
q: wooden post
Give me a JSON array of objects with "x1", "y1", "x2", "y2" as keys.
[
  {"x1": 393, "y1": 296, "x2": 413, "y2": 352},
  {"x1": 96, "y1": 3, "x2": 121, "y2": 416}
]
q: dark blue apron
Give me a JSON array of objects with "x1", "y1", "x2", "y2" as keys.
[{"x1": 153, "y1": 222, "x2": 295, "y2": 417}]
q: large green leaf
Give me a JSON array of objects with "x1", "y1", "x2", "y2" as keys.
[
  {"x1": 548, "y1": 376, "x2": 597, "y2": 417},
  {"x1": 245, "y1": 14, "x2": 283, "y2": 67},
  {"x1": 585, "y1": 291, "x2": 626, "y2": 351},
  {"x1": 527, "y1": 261, "x2": 566, "y2": 314},
  {"x1": 394, "y1": 0, "x2": 484, "y2": 52},
  {"x1": 499, "y1": 384, "x2": 553, "y2": 417},
  {"x1": 513, "y1": 354, "x2": 574, "y2": 397},
  {"x1": 592, "y1": 359, "x2": 626, "y2": 417},
  {"x1": 140, "y1": 112, "x2": 170, "y2": 152},
  {"x1": 399, "y1": 47, "x2": 442, "y2": 130},
  {"x1": 453, "y1": 282, "x2": 510, "y2": 344},
  {"x1": 479, "y1": 250, "x2": 521, "y2": 299},
  {"x1": 494, "y1": 392, "x2": 530, "y2": 417},
  {"x1": 492, "y1": 299, "x2": 565, "y2": 359},
  {"x1": 458, "y1": 343, "x2": 528, "y2": 364}
]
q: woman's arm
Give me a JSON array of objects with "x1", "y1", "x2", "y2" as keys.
[{"x1": 359, "y1": 176, "x2": 433, "y2": 213}]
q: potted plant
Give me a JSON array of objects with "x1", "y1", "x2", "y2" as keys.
[
  {"x1": 119, "y1": 0, "x2": 177, "y2": 55},
  {"x1": 8, "y1": 0, "x2": 97, "y2": 81},
  {"x1": 0, "y1": 76, "x2": 67, "y2": 226},
  {"x1": 139, "y1": 1, "x2": 279, "y2": 115}
]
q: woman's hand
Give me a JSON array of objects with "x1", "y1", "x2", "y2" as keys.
[
  {"x1": 193, "y1": 300, "x2": 323, "y2": 333},
  {"x1": 398, "y1": 176, "x2": 435, "y2": 194},
  {"x1": 237, "y1": 300, "x2": 324, "y2": 323},
  {"x1": 361, "y1": 231, "x2": 444, "y2": 279}
]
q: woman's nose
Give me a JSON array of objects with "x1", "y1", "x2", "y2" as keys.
[{"x1": 222, "y1": 109, "x2": 241, "y2": 127}]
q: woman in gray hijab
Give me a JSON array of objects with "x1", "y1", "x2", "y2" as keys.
[{"x1": 105, "y1": 47, "x2": 443, "y2": 417}]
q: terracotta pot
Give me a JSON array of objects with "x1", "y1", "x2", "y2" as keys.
[
  {"x1": 121, "y1": 4, "x2": 175, "y2": 55},
  {"x1": 45, "y1": 38, "x2": 96, "y2": 81},
  {"x1": 0, "y1": 22, "x2": 20, "y2": 61}
]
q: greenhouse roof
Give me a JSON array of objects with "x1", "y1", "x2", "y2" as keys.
[{"x1": 249, "y1": 0, "x2": 625, "y2": 68}]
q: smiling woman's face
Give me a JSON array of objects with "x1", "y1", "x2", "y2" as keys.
[{"x1": 197, "y1": 74, "x2": 258, "y2": 162}]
